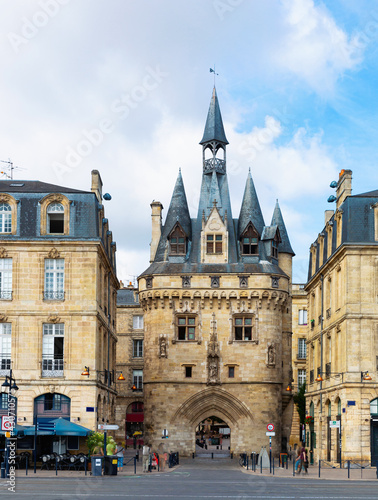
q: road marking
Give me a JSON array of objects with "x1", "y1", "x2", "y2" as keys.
[{"x1": 4, "y1": 493, "x2": 378, "y2": 499}]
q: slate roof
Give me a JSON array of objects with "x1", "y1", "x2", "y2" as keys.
[
  {"x1": 271, "y1": 201, "x2": 295, "y2": 255},
  {"x1": 238, "y1": 171, "x2": 265, "y2": 237},
  {"x1": 199, "y1": 87, "x2": 229, "y2": 145},
  {"x1": 0, "y1": 180, "x2": 89, "y2": 194},
  {"x1": 117, "y1": 288, "x2": 139, "y2": 306}
]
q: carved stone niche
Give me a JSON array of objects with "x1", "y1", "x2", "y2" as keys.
[
  {"x1": 159, "y1": 334, "x2": 168, "y2": 358},
  {"x1": 267, "y1": 342, "x2": 276, "y2": 367},
  {"x1": 271, "y1": 277, "x2": 279, "y2": 289},
  {"x1": 239, "y1": 276, "x2": 248, "y2": 288},
  {"x1": 182, "y1": 276, "x2": 191, "y2": 288},
  {"x1": 146, "y1": 277, "x2": 153, "y2": 289},
  {"x1": 210, "y1": 276, "x2": 220, "y2": 288}
]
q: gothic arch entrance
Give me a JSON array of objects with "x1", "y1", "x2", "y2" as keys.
[{"x1": 195, "y1": 415, "x2": 231, "y2": 457}]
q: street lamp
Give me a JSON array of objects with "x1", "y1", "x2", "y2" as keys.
[
  {"x1": 1, "y1": 369, "x2": 18, "y2": 478},
  {"x1": 361, "y1": 371, "x2": 372, "y2": 382}
]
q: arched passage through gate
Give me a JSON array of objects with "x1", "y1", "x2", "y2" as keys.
[{"x1": 196, "y1": 415, "x2": 231, "y2": 456}]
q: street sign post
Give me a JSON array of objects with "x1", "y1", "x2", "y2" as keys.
[
  {"x1": 1, "y1": 416, "x2": 13, "y2": 432},
  {"x1": 266, "y1": 424, "x2": 275, "y2": 473},
  {"x1": 266, "y1": 431, "x2": 275, "y2": 436},
  {"x1": 266, "y1": 423, "x2": 275, "y2": 431},
  {"x1": 98, "y1": 424, "x2": 119, "y2": 430}
]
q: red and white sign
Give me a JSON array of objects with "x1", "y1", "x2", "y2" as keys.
[
  {"x1": 1, "y1": 416, "x2": 14, "y2": 431},
  {"x1": 266, "y1": 423, "x2": 275, "y2": 431}
]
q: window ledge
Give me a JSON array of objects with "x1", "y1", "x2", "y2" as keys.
[{"x1": 172, "y1": 339, "x2": 200, "y2": 344}]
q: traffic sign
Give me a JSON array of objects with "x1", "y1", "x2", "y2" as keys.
[
  {"x1": 266, "y1": 431, "x2": 275, "y2": 436},
  {"x1": 329, "y1": 420, "x2": 340, "y2": 428},
  {"x1": 267, "y1": 423, "x2": 275, "y2": 431},
  {"x1": 98, "y1": 424, "x2": 119, "y2": 430},
  {"x1": 1, "y1": 416, "x2": 14, "y2": 432}
]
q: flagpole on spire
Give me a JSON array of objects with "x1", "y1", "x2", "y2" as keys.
[{"x1": 210, "y1": 65, "x2": 219, "y2": 86}]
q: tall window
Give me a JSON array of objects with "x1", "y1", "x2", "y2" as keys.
[
  {"x1": 133, "y1": 315, "x2": 143, "y2": 329},
  {"x1": 298, "y1": 369, "x2": 306, "y2": 389},
  {"x1": 0, "y1": 203, "x2": 12, "y2": 233},
  {"x1": 133, "y1": 370, "x2": 143, "y2": 390},
  {"x1": 0, "y1": 323, "x2": 11, "y2": 375},
  {"x1": 0, "y1": 258, "x2": 12, "y2": 300},
  {"x1": 241, "y1": 224, "x2": 259, "y2": 255},
  {"x1": 177, "y1": 316, "x2": 196, "y2": 340},
  {"x1": 298, "y1": 338, "x2": 306, "y2": 359},
  {"x1": 42, "y1": 323, "x2": 64, "y2": 377},
  {"x1": 298, "y1": 309, "x2": 308, "y2": 325},
  {"x1": 169, "y1": 225, "x2": 186, "y2": 255},
  {"x1": 207, "y1": 234, "x2": 222, "y2": 254},
  {"x1": 272, "y1": 236, "x2": 279, "y2": 259},
  {"x1": 133, "y1": 339, "x2": 143, "y2": 358},
  {"x1": 44, "y1": 259, "x2": 64, "y2": 300},
  {"x1": 233, "y1": 316, "x2": 253, "y2": 341},
  {"x1": 47, "y1": 203, "x2": 64, "y2": 234}
]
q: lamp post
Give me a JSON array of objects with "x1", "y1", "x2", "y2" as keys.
[{"x1": 1, "y1": 369, "x2": 18, "y2": 478}]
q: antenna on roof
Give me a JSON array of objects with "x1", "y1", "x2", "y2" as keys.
[{"x1": 0, "y1": 158, "x2": 27, "y2": 180}]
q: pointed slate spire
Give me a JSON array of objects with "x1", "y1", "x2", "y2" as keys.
[
  {"x1": 200, "y1": 87, "x2": 229, "y2": 145},
  {"x1": 209, "y1": 170, "x2": 222, "y2": 209},
  {"x1": 238, "y1": 170, "x2": 265, "y2": 237},
  {"x1": 163, "y1": 169, "x2": 191, "y2": 239},
  {"x1": 271, "y1": 200, "x2": 295, "y2": 255}
]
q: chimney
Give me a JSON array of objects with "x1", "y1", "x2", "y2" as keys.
[
  {"x1": 150, "y1": 201, "x2": 163, "y2": 263},
  {"x1": 336, "y1": 169, "x2": 352, "y2": 210},
  {"x1": 91, "y1": 170, "x2": 103, "y2": 202},
  {"x1": 324, "y1": 210, "x2": 334, "y2": 225}
]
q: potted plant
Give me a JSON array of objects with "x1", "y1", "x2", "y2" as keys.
[{"x1": 305, "y1": 416, "x2": 314, "y2": 425}]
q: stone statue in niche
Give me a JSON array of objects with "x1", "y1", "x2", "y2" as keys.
[
  {"x1": 267, "y1": 342, "x2": 276, "y2": 366},
  {"x1": 159, "y1": 335, "x2": 167, "y2": 358},
  {"x1": 208, "y1": 357, "x2": 218, "y2": 383}
]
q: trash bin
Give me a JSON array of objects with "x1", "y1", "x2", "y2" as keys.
[
  {"x1": 104, "y1": 455, "x2": 118, "y2": 475},
  {"x1": 91, "y1": 456, "x2": 103, "y2": 476}
]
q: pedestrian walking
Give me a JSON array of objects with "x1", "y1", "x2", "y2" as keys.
[
  {"x1": 294, "y1": 447, "x2": 302, "y2": 474},
  {"x1": 142, "y1": 443, "x2": 150, "y2": 473},
  {"x1": 302, "y1": 447, "x2": 309, "y2": 474},
  {"x1": 116, "y1": 442, "x2": 124, "y2": 472}
]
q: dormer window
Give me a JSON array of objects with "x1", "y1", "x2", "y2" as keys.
[
  {"x1": 272, "y1": 236, "x2": 279, "y2": 259},
  {"x1": 207, "y1": 234, "x2": 222, "y2": 254},
  {"x1": 241, "y1": 224, "x2": 259, "y2": 255},
  {"x1": 0, "y1": 204, "x2": 12, "y2": 233},
  {"x1": 47, "y1": 203, "x2": 64, "y2": 234},
  {"x1": 169, "y1": 224, "x2": 186, "y2": 255}
]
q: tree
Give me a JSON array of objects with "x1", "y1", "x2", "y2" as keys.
[{"x1": 293, "y1": 383, "x2": 306, "y2": 425}]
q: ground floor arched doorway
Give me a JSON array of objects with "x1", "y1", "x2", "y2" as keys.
[
  {"x1": 195, "y1": 415, "x2": 230, "y2": 457},
  {"x1": 125, "y1": 401, "x2": 144, "y2": 449}
]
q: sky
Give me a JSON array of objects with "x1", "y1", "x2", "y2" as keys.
[{"x1": 1, "y1": 0, "x2": 378, "y2": 284}]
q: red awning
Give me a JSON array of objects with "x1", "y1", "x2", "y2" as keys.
[{"x1": 126, "y1": 413, "x2": 144, "y2": 423}]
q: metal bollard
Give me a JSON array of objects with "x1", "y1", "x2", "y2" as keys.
[
  {"x1": 293, "y1": 455, "x2": 295, "y2": 477},
  {"x1": 347, "y1": 460, "x2": 350, "y2": 479},
  {"x1": 0, "y1": 462, "x2": 5, "y2": 479},
  {"x1": 318, "y1": 460, "x2": 321, "y2": 478},
  {"x1": 376, "y1": 460, "x2": 378, "y2": 479},
  {"x1": 55, "y1": 457, "x2": 58, "y2": 476},
  {"x1": 25, "y1": 458, "x2": 28, "y2": 476},
  {"x1": 192, "y1": 452, "x2": 194, "y2": 459},
  {"x1": 211, "y1": 452, "x2": 214, "y2": 459},
  {"x1": 134, "y1": 456, "x2": 136, "y2": 474},
  {"x1": 273, "y1": 457, "x2": 274, "y2": 475},
  {"x1": 84, "y1": 456, "x2": 87, "y2": 476},
  {"x1": 246, "y1": 456, "x2": 248, "y2": 470},
  {"x1": 260, "y1": 457, "x2": 262, "y2": 474},
  {"x1": 230, "y1": 452, "x2": 233, "y2": 460}
]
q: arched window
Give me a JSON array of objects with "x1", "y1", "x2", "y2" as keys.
[
  {"x1": 169, "y1": 224, "x2": 186, "y2": 255},
  {"x1": 47, "y1": 203, "x2": 64, "y2": 234},
  {"x1": 272, "y1": 234, "x2": 279, "y2": 259},
  {"x1": 0, "y1": 203, "x2": 12, "y2": 233},
  {"x1": 240, "y1": 224, "x2": 259, "y2": 255}
]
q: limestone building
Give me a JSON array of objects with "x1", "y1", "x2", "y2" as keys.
[
  {"x1": 0, "y1": 170, "x2": 118, "y2": 455},
  {"x1": 306, "y1": 169, "x2": 378, "y2": 464},
  {"x1": 115, "y1": 283, "x2": 144, "y2": 446},
  {"x1": 138, "y1": 88, "x2": 295, "y2": 456}
]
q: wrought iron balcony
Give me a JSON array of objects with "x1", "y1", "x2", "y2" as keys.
[
  {"x1": 0, "y1": 290, "x2": 12, "y2": 300},
  {"x1": 0, "y1": 356, "x2": 10, "y2": 377},
  {"x1": 42, "y1": 355, "x2": 64, "y2": 377},
  {"x1": 43, "y1": 290, "x2": 65, "y2": 301}
]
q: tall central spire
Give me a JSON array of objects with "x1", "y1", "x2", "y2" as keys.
[{"x1": 200, "y1": 87, "x2": 228, "y2": 175}]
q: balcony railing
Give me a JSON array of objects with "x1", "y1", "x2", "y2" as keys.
[
  {"x1": 326, "y1": 308, "x2": 331, "y2": 319},
  {"x1": 203, "y1": 158, "x2": 226, "y2": 174},
  {"x1": 0, "y1": 356, "x2": 10, "y2": 377},
  {"x1": 42, "y1": 355, "x2": 64, "y2": 377},
  {"x1": 0, "y1": 290, "x2": 12, "y2": 300},
  {"x1": 43, "y1": 290, "x2": 65, "y2": 301}
]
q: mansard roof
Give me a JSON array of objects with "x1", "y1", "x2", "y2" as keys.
[
  {"x1": 200, "y1": 87, "x2": 229, "y2": 146},
  {"x1": 0, "y1": 180, "x2": 88, "y2": 194},
  {"x1": 271, "y1": 200, "x2": 295, "y2": 255},
  {"x1": 238, "y1": 171, "x2": 265, "y2": 237}
]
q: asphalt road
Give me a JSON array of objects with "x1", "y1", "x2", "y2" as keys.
[{"x1": 1, "y1": 458, "x2": 378, "y2": 500}]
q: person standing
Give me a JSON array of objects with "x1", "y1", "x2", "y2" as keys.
[
  {"x1": 142, "y1": 443, "x2": 150, "y2": 473},
  {"x1": 116, "y1": 442, "x2": 124, "y2": 472},
  {"x1": 294, "y1": 447, "x2": 302, "y2": 474},
  {"x1": 106, "y1": 439, "x2": 116, "y2": 456}
]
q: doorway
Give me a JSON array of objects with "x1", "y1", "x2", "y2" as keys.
[{"x1": 195, "y1": 416, "x2": 230, "y2": 456}]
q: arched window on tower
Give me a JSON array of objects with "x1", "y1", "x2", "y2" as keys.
[
  {"x1": 240, "y1": 223, "x2": 259, "y2": 255},
  {"x1": 169, "y1": 224, "x2": 187, "y2": 255}
]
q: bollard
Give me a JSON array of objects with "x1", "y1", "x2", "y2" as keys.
[
  {"x1": 293, "y1": 455, "x2": 295, "y2": 477},
  {"x1": 211, "y1": 452, "x2": 214, "y2": 459},
  {"x1": 246, "y1": 456, "x2": 248, "y2": 470},
  {"x1": 134, "y1": 456, "x2": 136, "y2": 474},
  {"x1": 347, "y1": 460, "x2": 350, "y2": 479},
  {"x1": 84, "y1": 456, "x2": 87, "y2": 476},
  {"x1": 318, "y1": 460, "x2": 321, "y2": 478},
  {"x1": 376, "y1": 460, "x2": 378, "y2": 479},
  {"x1": 230, "y1": 452, "x2": 233, "y2": 460},
  {"x1": 55, "y1": 457, "x2": 58, "y2": 476},
  {"x1": 192, "y1": 452, "x2": 194, "y2": 459},
  {"x1": 0, "y1": 462, "x2": 5, "y2": 479},
  {"x1": 260, "y1": 456, "x2": 262, "y2": 474},
  {"x1": 273, "y1": 457, "x2": 274, "y2": 475},
  {"x1": 25, "y1": 458, "x2": 28, "y2": 476},
  {"x1": 286, "y1": 456, "x2": 288, "y2": 469}
]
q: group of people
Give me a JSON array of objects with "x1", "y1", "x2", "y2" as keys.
[
  {"x1": 92, "y1": 439, "x2": 126, "y2": 472},
  {"x1": 294, "y1": 444, "x2": 309, "y2": 474},
  {"x1": 142, "y1": 443, "x2": 168, "y2": 473}
]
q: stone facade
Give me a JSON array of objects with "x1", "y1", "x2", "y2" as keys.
[
  {"x1": 0, "y1": 171, "x2": 118, "y2": 453},
  {"x1": 306, "y1": 169, "x2": 378, "y2": 463},
  {"x1": 138, "y1": 88, "x2": 294, "y2": 457}
]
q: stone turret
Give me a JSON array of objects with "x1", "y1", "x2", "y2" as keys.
[{"x1": 150, "y1": 201, "x2": 163, "y2": 263}]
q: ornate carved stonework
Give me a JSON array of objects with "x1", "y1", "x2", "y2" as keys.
[
  {"x1": 48, "y1": 315, "x2": 61, "y2": 324},
  {"x1": 0, "y1": 247, "x2": 8, "y2": 258},
  {"x1": 0, "y1": 314, "x2": 8, "y2": 322},
  {"x1": 267, "y1": 342, "x2": 276, "y2": 367},
  {"x1": 210, "y1": 276, "x2": 220, "y2": 288},
  {"x1": 239, "y1": 276, "x2": 248, "y2": 288},
  {"x1": 0, "y1": 195, "x2": 10, "y2": 204},
  {"x1": 159, "y1": 335, "x2": 168, "y2": 358},
  {"x1": 146, "y1": 277, "x2": 153, "y2": 289},
  {"x1": 271, "y1": 277, "x2": 279, "y2": 288},
  {"x1": 48, "y1": 248, "x2": 60, "y2": 259},
  {"x1": 182, "y1": 276, "x2": 191, "y2": 288},
  {"x1": 207, "y1": 313, "x2": 220, "y2": 385}
]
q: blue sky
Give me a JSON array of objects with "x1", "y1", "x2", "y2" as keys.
[{"x1": 1, "y1": 0, "x2": 378, "y2": 283}]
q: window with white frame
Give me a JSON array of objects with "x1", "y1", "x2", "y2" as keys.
[
  {"x1": 133, "y1": 369, "x2": 143, "y2": 390},
  {"x1": 298, "y1": 369, "x2": 306, "y2": 389},
  {"x1": 0, "y1": 204, "x2": 12, "y2": 233},
  {"x1": 44, "y1": 259, "x2": 64, "y2": 300},
  {"x1": 42, "y1": 323, "x2": 64, "y2": 377},
  {"x1": 0, "y1": 259, "x2": 12, "y2": 300},
  {"x1": 133, "y1": 315, "x2": 143, "y2": 329},
  {"x1": 47, "y1": 202, "x2": 64, "y2": 234},
  {"x1": 298, "y1": 309, "x2": 308, "y2": 325},
  {"x1": 298, "y1": 338, "x2": 307, "y2": 359},
  {"x1": 133, "y1": 339, "x2": 143, "y2": 358},
  {"x1": 0, "y1": 323, "x2": 11, "y2": 375}
]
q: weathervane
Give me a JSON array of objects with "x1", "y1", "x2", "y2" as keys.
[{"x1": 209, "y1": 66, "x2": 219, "y2": 86}]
